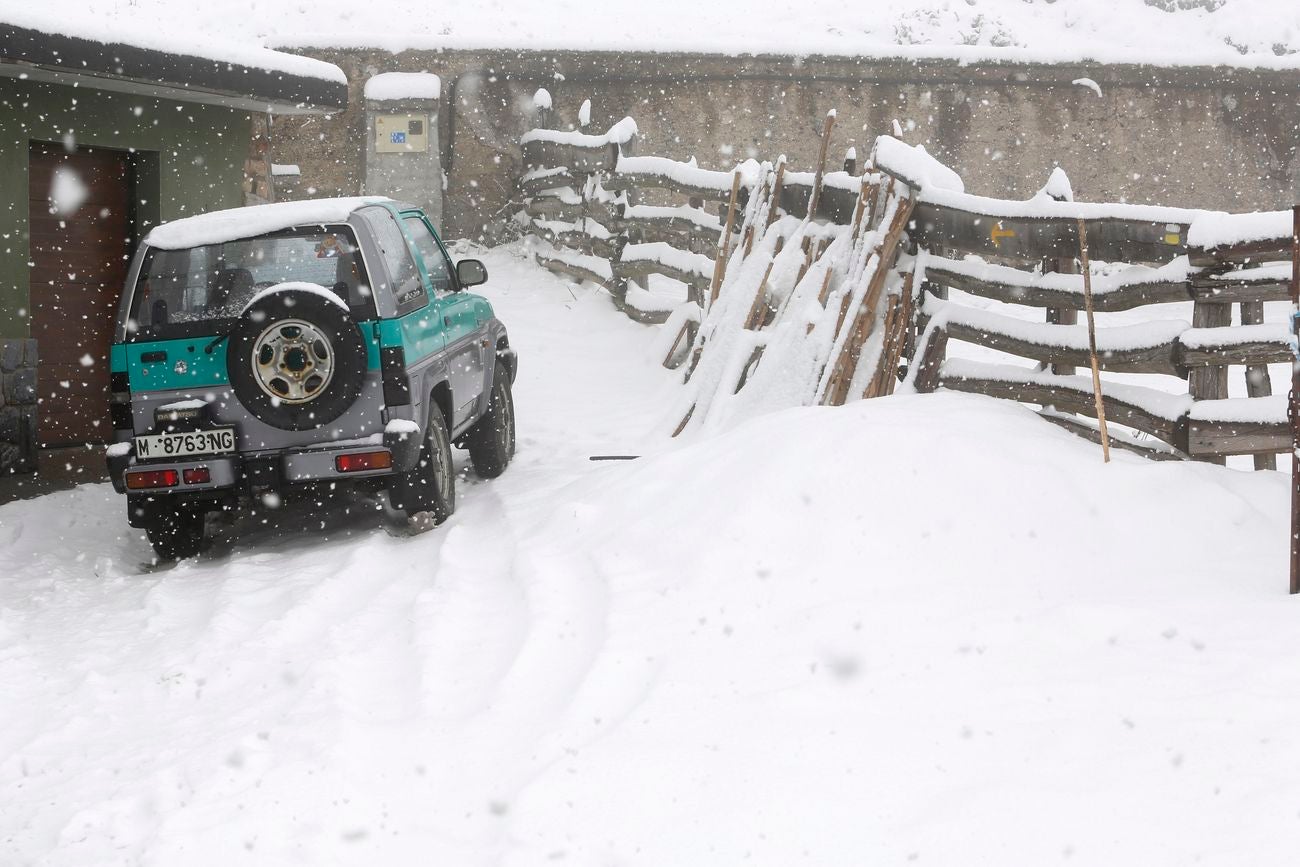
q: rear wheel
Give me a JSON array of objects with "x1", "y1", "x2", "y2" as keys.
[
  {"x1": 143, "y1": 507, "x2": 206, "y2": 561},
  {"x1": 387, "y1": 408, "x2": 456, "y2": 524},
  {"x1": 466, "y1": 363, "x2": 516, "y2": 479}
]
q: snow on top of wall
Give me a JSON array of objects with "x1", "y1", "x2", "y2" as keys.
[
  {"x1": 363, "y1": 72, "x2": 442, "y2": 101},
  {"x1": 0, "y1": 9, "x2": 346, "y2": 83},
  {"x1": 22, "y1": 0, "x2": 1300, "y2": 72},
  {"x1": 1186, "y1": 209, "x2": 1295, "y2": 249},
  {"x1": 145, "y1": 197, "x2": 390, "y2": 250}
]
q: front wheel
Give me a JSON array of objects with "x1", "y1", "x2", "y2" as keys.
[
  {"x1": 466, "y1": 362, "x2": 516, "y2": 479},
  {"x1": 143, "y1": 507, "x2": 206, "y2": 561},
  {"x1": 387, "y1": 408, "x2": 456, "y2": 524}
]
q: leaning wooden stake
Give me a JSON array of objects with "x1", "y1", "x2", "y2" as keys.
[
  {"x1": 807, "y1": 110, "x2": 836, "y2": 223},
  {"x1": 766, "y1": 160, "x2": 787, "y2": 228},
  {"x1": 709, "y1": 170, "x2": 743, "y2": 307},
  {"x1": 1077, "y1": 218, "x2": 1111, "y2": 464}
]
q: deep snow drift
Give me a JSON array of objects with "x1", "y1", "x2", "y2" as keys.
[{"x1": 1, "y1": 246, "x2": 1295, "y2": 866}]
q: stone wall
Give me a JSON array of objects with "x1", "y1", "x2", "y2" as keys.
[
  {"x1": 0, "y1": 339, "x2": 39, "y2": 474},
  {"x1": 269, "y1": 48, "x2": 1300, "y2": 243}
]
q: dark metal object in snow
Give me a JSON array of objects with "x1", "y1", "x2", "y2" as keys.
[{"x1": 588, "y1": 455, "x2": 640, "y2": 461}]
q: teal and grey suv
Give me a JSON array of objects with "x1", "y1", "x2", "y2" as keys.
[{"x1": 106, "y1": 197, "x2": 516, "y2": 559}]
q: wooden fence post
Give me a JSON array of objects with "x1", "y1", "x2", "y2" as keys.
[
  {"x1": 1189, "y1": 299, "x2": 1232, "y2": 465},
  {"x1": 1045, "y1": 256, "x2": 1079, "y2": 375},
  {"x1": 1240, "y1": 299, "x2": 1276, "y2": 470}
]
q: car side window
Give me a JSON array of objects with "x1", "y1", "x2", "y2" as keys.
[
  {"x1": 361, "y1": 208, "x2": 427, "y2": 315},
  {"x1": 403, "y1": 216, "x2": 456, "y2": 296}
]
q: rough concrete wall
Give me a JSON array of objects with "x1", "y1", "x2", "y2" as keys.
[{"x1": 271, "y1": 49, "x2": 1300, "y2": 243}]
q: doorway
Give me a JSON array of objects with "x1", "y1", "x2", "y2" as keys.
[{"x1": 27, "y1": 142, "x2": 137, "y2": 447}]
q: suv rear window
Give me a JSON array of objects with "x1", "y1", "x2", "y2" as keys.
[{"x1": 126, "y1": 226, "x2": 374, "y2": 341}]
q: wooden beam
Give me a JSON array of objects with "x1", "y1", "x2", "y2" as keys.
[
  {"x1": 1186, "y1": 418, "x2": 1290, "y2": 457},
  {"x1": 521, "y1": 139, "x2": 620, "y2": 175},
  {"x1": 937, "y1": 369, "x2": 1183, "y2": 445},
  {"x1": 910, "y1": 201, "x2": 1190, "y2": 265},
  {"x1": 1038, "y1": 412, "x2": 1187, "y2": 462},
  {"x1": 921, "y1": 260, "x2": 1191, "y2": 312}
]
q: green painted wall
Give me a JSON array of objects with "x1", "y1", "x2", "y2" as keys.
[{"x1": 0, "y1": 78, "x2": 251, "y2": 338}]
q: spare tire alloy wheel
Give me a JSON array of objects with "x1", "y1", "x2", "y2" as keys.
[
  {"x1": 227, "y1": 288, "x2": 367, "y2": 431},
  {"x1": 252, "y1": 319, "x2": 335, "y2": 405}
]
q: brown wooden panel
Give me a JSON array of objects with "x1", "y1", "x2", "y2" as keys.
[{"x1": 29, "y1": 142, "x2": 132, "y2": 447}]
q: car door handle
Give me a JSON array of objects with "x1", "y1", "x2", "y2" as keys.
[{"x1": 444, "y1": 315, "x2": 452, "y2": 327}]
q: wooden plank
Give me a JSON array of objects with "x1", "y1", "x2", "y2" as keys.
[
  {"x1": 778, "y1": 182, "x2": 859, "y2": 225},
  {"x1": 531, "y1": 229, "x2": 624, "y2": 261},
  {"x1": 1038, "y1": 412, "x2": 1187, "y2": 462},
  {"x1": 910, "y1": 200, "x2": 1189, "y2": 266},
  {"x1": 921, "y1": 260, "x2": 1191, "y2": 312},
  {"x1": 621, "y1": 215, "x2": 732, "y2": 258},
  {"x1": 1177, "y1": 340, "x2": 1292, "y2": 368},
  {"x1": 939, "y1": 319, "x2": 1182, "y2": 375},
  {"x1": 1188, "y1": 237, "x2": 1292, "y2": 268},
  {"x1": 1190, "y1": 276, "x2": 1291, "y2": 304},
  {"x1": 912, "y1": 326, "x2": 948, "y2": 394},
  {"x1": 521, "y1": 139, "x2": 619, "y2": 175},
  {"x1": 1186, "y1": 419, "x2": 1290, "y2": 457},
  {"x1": 603, "y1": 170, "x2": 750, "y2": 206},
  {"x1": 524, "y1": 197, "x2": 623, "y2": 226},
  {"x1": 612, "y1": 258, "x2": 712, "y2": 292},
  {"x1": 938, "y1": 369, "x2": 1184, "y2": 446},
  {"x1": 537, "y1": 255, "x2": 612, "y2": 288},
  {"x1": 519, "y1": 170, "x2": 579, "y2": 197}
]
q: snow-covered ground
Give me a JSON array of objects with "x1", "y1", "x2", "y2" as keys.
[
  {"x1": 7, "y1": 0, "x2": 1300, "y2": 69},
  {"x1": 2, "y1": 246, "x2": 1296, "y2": 866}
]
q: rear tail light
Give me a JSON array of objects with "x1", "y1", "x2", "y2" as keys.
[
  {"x1": 335, "y1": 450, "x2": 393, "y2": 473},
  {"x1": 182, "y1": 466, "x2": 211, "y2": 485},
  {"x1": 110, "y1": 372, "x2": 133, "y2": 431},
  {"x1": 125, "y1": 469, "x2": 179, "y2": 490}
]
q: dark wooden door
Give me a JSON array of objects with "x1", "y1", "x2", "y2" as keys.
[{"x1": 28, "y1": 143, "x2": 134, "y2": 447}]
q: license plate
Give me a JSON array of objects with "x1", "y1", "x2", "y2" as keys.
[{"x1": 134, "y1": 427, "x2": 236, "y2": 460}]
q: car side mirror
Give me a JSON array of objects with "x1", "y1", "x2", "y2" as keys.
[{"x1": 456, "y1": 259, "x2": 488, "y2": 288}]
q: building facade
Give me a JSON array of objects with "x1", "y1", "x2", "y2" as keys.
[{"x1": 0, "y1": 23, "x2": 346, "y2": 471}]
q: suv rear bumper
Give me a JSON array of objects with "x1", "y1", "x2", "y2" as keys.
[{"x1": 108, "y1": 428, "x2": 422, "y2": 497}]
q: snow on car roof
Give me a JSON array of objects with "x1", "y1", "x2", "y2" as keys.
[{"x1": 144, "y1": 197, "x2": 392, "y2": 250}]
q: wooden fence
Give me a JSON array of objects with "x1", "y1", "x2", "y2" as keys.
[{"x1": 517, "y1": 106, "x2": 1294, "y2": 467}]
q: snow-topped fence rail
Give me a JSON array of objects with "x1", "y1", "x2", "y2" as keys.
[
  {"x1": 517, "y1": 103, "x2": 862, "y2": 325},
  {"x1": 894, "y1": 150, "x2": 1297, "y2": 469},
  {"x1": 519, "y1": 103, "x2": 1294, "y2": 468}
]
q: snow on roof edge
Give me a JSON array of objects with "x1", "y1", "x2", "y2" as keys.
[{"x1": 1, "y1": 11, "x2": 347, "y2": 84}]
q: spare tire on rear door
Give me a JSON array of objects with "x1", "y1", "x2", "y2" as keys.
[{"x1": 226, "y1": 283, "x2": 368, "y2": 431}]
